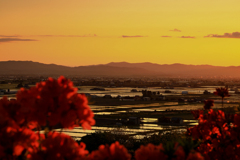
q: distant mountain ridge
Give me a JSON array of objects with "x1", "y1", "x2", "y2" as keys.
[
  {"x1": 0, "y1": 61, "x2": 158, "y2": 77},
  {"x1": 105, "y1": 62, "x2": 240, "y2": 78},
  {"x1": 0, "y1": 61, "x2": 240, "y2": 78}
]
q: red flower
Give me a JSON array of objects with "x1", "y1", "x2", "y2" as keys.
[
  {"x1": 173, "y1": 144, "x2": 185, "y2": 160},
  {"x1": 186, "y1": 150, "x2": 204, "y2": 160},
  {"x1": 197, "y1": 143, "x2": 213, "y2": 155},
  {"x1": 70, "y1": 93, "x2": 95, "y2": 129},
  {"x1": 16, "y1": 76, "x2": 95, "y2": 129},
  {"x1": 89, "y1": 141, "x2": 131, "y2": 160},
  {"x1": 0, "y1": 96, "x2": 26, "y2": 127},
  {"x1": 0, "y1": 97, "x2": 11, "y2": 125},
  {"x1": 191, "y1": 110, "x2": 204, "y2": 120},
  {"x1": 208, "y1": 109, "x2": 226, "y2": 126},
  {"x1": 13, "y1": 128, "x2": 39, "y2": 156},
  {"x1": 214, "y1": 87, "x2": 229, "y2": 99},
  {"x1": 135, "y1": 143, "x2": 167, "y2": 160},
  {"x1": 203, "y1": 100, "x2": 214, "y2": 110},
  {"x1": 30, "y1": 132, "x2": 88, "y2": 160},
  {"x1": 0, "y1": 145, "x2": 5, "y2": 158},
  {"x1": 0, "y1": 97, "x2": 40, "y2": 158},
  {"x1": 234, "y1": 114, "x2": 240, "y2": 127},
  {"x1": 0, "y1": 127, "x2": 39, "y2": 159}
]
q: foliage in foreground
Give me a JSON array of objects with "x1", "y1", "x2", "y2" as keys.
[
  {"x1": 79, "y1": 130, "x2": 191, "y2": 158},
  {"x1": 0, "y1": 77, "x2": 239, "y2": 159}
]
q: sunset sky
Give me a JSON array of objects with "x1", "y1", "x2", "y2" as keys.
[{"x1": 1, "y1": 0, "x2": 240, "y2": 66}]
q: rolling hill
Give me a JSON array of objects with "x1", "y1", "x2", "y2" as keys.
[{"x1": 1, "y1": 61, "x2": 240, "y2": 78}]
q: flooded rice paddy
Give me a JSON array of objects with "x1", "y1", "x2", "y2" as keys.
[
  {"x1": 2, "y1": 85, "x2": 240, "y2": 140},
  {"x1": 64, "y1": 86, "x2": 238, "y2": 139}
]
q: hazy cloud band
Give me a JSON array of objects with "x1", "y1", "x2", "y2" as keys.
[
  {"x1": 0, "y1": 38, "x2": 37, "y2": 43},
  {"x1": 205, "y1": 32, "x2": 240, "y2": 38},
  {"x1": 122, "y1": 35, "x2": 146, "y2": 38}
]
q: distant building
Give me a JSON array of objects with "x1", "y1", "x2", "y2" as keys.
[
  {"x1": 128, "y1": 117, "x2": 141, "y2": 125},
  {"x1": 203, "y1": 90, "x2": 211, "y2": 95},
  {"x1": 131, "y1": 89, "x2": 138, "y2": 92},
  {"x1": 164, "y1": 90, "x2": 171, "y2": 93},
  {"x1": 171, "y1": 117, "x2": 183, "y2": 124},
  {"x1": 90, "y1": 88, "x2": 105, "y2": 91},
  {"x1": 158, "y1": 116, "x2": 171, "y2": 123},
  {"x1": 103, "y1": 95, "x2": 112, "y2": 98},
  {"x1": 182, "y1": 91, "x2": 188, "y2": 95},
  {"x1": 0, "y1": 89, "x2": 5, "y2": 95},
  {"x1": 143, "y1": 97, "x2": 151, "y2": 101}
]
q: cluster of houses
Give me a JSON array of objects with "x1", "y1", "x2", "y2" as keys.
[
  {"x1": 118, "y1": 116, "x2": 184, "y2": 126},
  {"x1": 0, "y1": 89, "x2": 5, "y2": 95},
  {"x1": 102, "y1": 116, "x2": 184, "y2": 126},
  {"x1": 141, "y1": 90, "x2": 165, "y2": 101},
  {"x1": 95, "y1": 117, "x2": 141, "y2": 126},
  {"x1": 86, "y1": 88, "x2": 211, "y2": 102},
  {"x1": 119, "y1": 117, "x2": 141, "y2": 126},
  {"x1": 85, "y1": 89, "x2": 167, "y2": 101},
  {"x1": 177, "y1": 98, "x2": 203, "y2": 103},
  {"x1": 0, "y1": 89, "x2": 18, "y2": 95}
]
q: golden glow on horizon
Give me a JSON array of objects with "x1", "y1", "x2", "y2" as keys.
[{"x1": 1, "y1": 0, "x2": 240, "y2": 66}]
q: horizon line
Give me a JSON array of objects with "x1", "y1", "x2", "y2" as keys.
[{"x1": 1, "y1": 60, "x2": 239, "y2": 68}]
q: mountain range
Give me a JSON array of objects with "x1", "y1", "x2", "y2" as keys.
[{"x1": 0, "y1": 61, "x2": 240, "y2": 78}]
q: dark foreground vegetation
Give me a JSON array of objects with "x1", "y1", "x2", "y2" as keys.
[{"x1": 78, "y1": 131, "x2": 188, "y2": 157}]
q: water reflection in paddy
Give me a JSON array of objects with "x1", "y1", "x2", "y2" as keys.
[
  {"x1": 141, "y1": 118, "x2": 158, "y2": 123},
  {"x1": 53, "y1": 94, "x2": 231, "y2": 140},
  {"x1": 90, "y1": 102, "x2": 205, "y2": 115},
  {"x1": 56, "y1": 119, "x2": 197, "y2": 140}
]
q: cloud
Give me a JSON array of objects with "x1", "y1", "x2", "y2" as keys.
[
  {"x1": 161, "y1": 36, "x2": 172, "y2": 38},
  {"x1": 180, "y1": 36, "x2": 195, "y2": 39},
  {"x1": 122, "y1": 35, "x2": 145, "y2": 38},
  {"x1": 0, "y1": 34, "x2": 97, "y2": 43},
  {"x1": 169, "y1": 29, "x2": 181, "y2": 32},
  {"x1": 204, "y1": 32, "x2": 240, "y2": 38},
  {"x1": 0, "y1": 38, "x2": 37, "y2": 43},
  {"x1": 38, "y1": 34, "x2": 97, "y2": 37},
  {"x1": 0, "y1": 34, "x2": 98, "y2": 38}
]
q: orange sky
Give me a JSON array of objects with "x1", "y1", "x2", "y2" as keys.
[{"x1": 1, "y1": 0, "x2": 240, "y2": 66}]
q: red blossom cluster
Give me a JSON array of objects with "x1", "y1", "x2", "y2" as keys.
[
  {"x1": 135, "y1": 143, "x2": 203, "y2": 160},
  {"x1": 135, "y1": 143, "x2": 167, "y2": 160},
  {"x1": 0, "y1": 97, "x2": 40, "y2": 159},
  {"x1": 88, "y1": 141, "x2": 131, "y2": 160},
  {"x1": 0, "y1": 76, "x2": 95, "y2": 159},
  {"x1": 187, "y1": 101, "x2": 240, "y2": 159},
  {"x1": 16, "y1": 76, "x2": 95, "y2": 129},
  {"x1": 30, "y1": 132, "x2": 89, "y2": 160}
]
